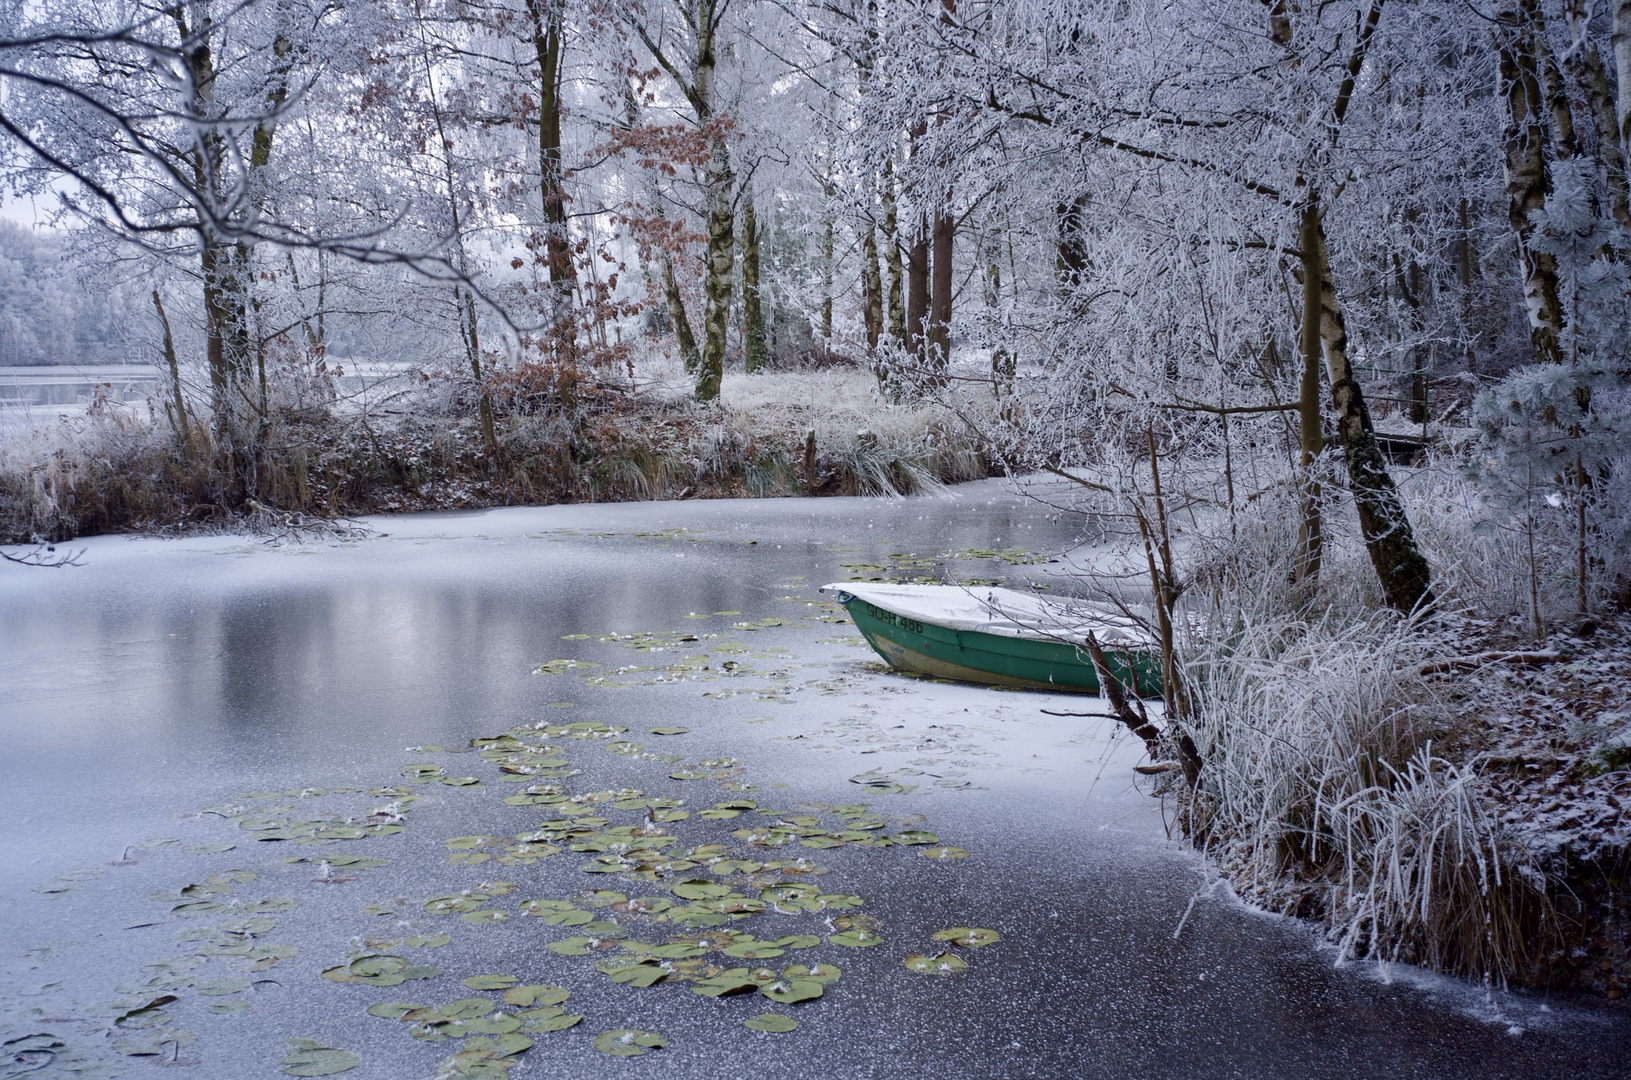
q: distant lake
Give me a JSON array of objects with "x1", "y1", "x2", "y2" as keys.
[
  {"x1": 0, "y1": 365, "x2": 162, "y2": 412},
  {"x1": 0, "y1": 362, "x2": 418, "y2": 416}
]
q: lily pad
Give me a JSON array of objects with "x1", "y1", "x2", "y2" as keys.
[
  {"x1": 931, "y1": 927, "x2": 1000, "y2": 947},
  {"x1": 780, "y1": 962, "x2": 842, "y2": 985},
  {"x1": 649, "y1": 726, "x2": 689, "y2": 735},
  {"x1": 920, "y1": 846, "x2": 970, "y2": 861},
  {"x1": 464, "y1": 1033, "x2": 533, "y2": 1058},
  {"x1": 501, "y1": 984, "x2": 570, "y2": 1008},
  {"x1": 438, "y1": 999, "x2": 495, "y2": 1020},
  {"x1": 461, "y1": 909, "x2": 509, "y2": 924},
  {"x1": 672, "y1": 879, "x2": 731, "y2": 900},
  {"x1": 406, "y1": 933, "x2": 452, "y2": 949},
  {"x1": 690, "y1": 973, "x2": 760, "y2": 998},
  {"x1": 606, "y1": 962, "x2": 669, "y2": 987},
  {"x1": 366, "y1": 1001, "x2": 422, "y2": 1019},
  {"x1": 775, "y1": 934, "x2": 821, "y2": 950},
  {"x1": 891, "y1": 830, "x2": 940, "y2": 846},
  {"x1": 828, "y1": 930, "x2": 882, "y2": 948},
  {"x1": 903, "y1": 951, "x2": 969, "y2": 975},
  {"x1": 462, "y1": 974, "x2": 519, "y2": 991},
  {"x1": 744, "y1": 1013, "x2": 798, "y2": 1033},
  {"x1": 759, "y1": 978, "x2": 823, "y2": 1004},
  {"x1": 518, "y1": 1007, "x2": 583, "y2": 1033},
  {"x1": 723, "y1": 941, "x2": 785, "y2": 959},
  {"x1": 280, "y1": 1039, "x2": 359, "y2": 1076},
  {"x1": 592, "y1": 1029, "x2": 665, "y2": 1058}
]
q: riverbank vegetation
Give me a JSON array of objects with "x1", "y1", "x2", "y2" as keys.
[{"x1": 3, "y1": 0, "x2": 1629, "y2": 996}]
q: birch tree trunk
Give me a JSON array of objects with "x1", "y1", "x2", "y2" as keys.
[
  {"x1": 1498, "y1": 0, "x2": 1566, "y2": 366},
  {"x1": 662, "y1": 253, "x2": 701, "y2": 373},
  {"x1": 1312, "y1": 209, "x2": 1434, "y2": 612},
  {"x1": 1566, "y1": 0, "x2": 1630, "y2": 224},
  {"x1": 740, "y1": 187, "x2": 767, "y2": 373},
  {"x1": 861, "y1": 222, "x2": 883, "y2": 351},
  {"x1": 881, "y1": 165, "x2": 905, "y2": 346}
]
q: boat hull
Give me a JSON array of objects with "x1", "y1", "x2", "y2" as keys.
[{"x1": 836, "y1": 592, "x2": 1161, "y2": 696}]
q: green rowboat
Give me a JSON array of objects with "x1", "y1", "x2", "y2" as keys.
[{"x1": 822, "y1": 582, "x2": 1160, "y2": 696}]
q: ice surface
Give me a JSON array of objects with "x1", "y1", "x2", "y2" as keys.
[{"x1": 1, "y1": 480, "x2": 1625, "y2": 1079}]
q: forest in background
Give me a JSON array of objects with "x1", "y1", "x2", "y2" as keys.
[{"x1": 3, "y1": 0, "x2": 1631, "y2": 995}]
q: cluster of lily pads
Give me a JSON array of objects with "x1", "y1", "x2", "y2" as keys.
[{"x1": 62, "y1": 593, "x2": 1005, "y2": 1078}]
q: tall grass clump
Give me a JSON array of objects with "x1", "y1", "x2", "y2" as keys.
[{"x1": 1177, "y1": 490, "x2": 1554, "y2": 985}]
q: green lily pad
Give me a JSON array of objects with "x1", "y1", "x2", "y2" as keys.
[
  {"x1": 463, "y1": 1013, "x2": 523, "y2": 1035},
  {"x1": 461, "y1": 910, "x2": 509, "y2": 924},
  {"x1": 607, "y1": 962, "x2": 669, "y2": 987},
  {"x1": 697, "y1": 808, "x2": 741, "y2": 820},
  {"x1": 775, "y1": 934, "x2": 821, "y2": 950},
  {"x1": 931, "y1": 927, "x2": 1000, "y2": 947},
  {"x1": 546, "y1": 937, "x2": 596, "y2": 956},
  {"x1": 592, "y1": 1029, "x2": 665, "y2": 1057},
  {"x1": 920, "y1": 846, "x2": 970, "y2": 861},
  {"x1": 724, "y1": 941, "x2": 785, "y2": 959},
  {"x1": 828, "y1": 930, "x2": 882, "y2": 948},
  {"x1": 519, "y1": 1008, "x2": 583, "y2": 1033},
  {"x1": 406, "y1": 933, "x2": 453, "y2": 949},
  {"x1": 464, "y1": 1033, "x2": 533, "y2": 1058},
  {"x1": 439, "y1": 999, "x2": 494, "y2": 1020},
  {"x1": 280, "y1": 1039, "x2": 359, "y2": 1076},
  {"x1": 462, "y1": 974, "x2": 519, "y2": 990},
  {"x1": 780, "y1": 962, "x2": 842, "y2": 985},
  {"x1": 501, "y1": 984, "x2": 570, "y2": 1008},
  {"x1": 424, "y1": 895, "x2": 484, "y2": 915},
  {"x1": 669, "y1": 770, "x2": 706, "y2": 781},
  {"x1": 538, "y1": 908, "x2": 592, "y2": 926},
  {"x1": 366, "y1": 1001, "x2": 422, "y2": 1020},
  {"x1": 690, "y1": 973, "x2": 760, "y2": 998},
  {"x1": 891, "y1": 830, "x2": 940, "y2": 846},
  {"x1": 759, "y1": 978, "x2": 823, "y2": 1004},
  {"x1": 904, "y1": 951, "x2": 969, "y2": 975},
  {"x1": 744, "y1": 1013, "x2": 798, "y2": 1033},
  {"x1": 672, "y1": 879, "x2": 731, "y2": 900},
  {"x1": 650, "y1": 726, "x2": 689, "y2": 735},
  {"x1": 619, "y1": 896, "x2": 673, "y2": 914}
]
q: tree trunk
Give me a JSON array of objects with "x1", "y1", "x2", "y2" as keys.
[
  {"x1": 1292, "y1": 203, "x2": 1324, "y2": 588},
  {"x1": 153, "y1": 289, "x2": 190, "y2": 447},
  {"x1": 928, "y1": 202, "x2": 953, "y2": 374},
  {"x1": 1614, "y1": 0, "x2": 1631, "y2": 153},
  {"x1": 820, "y1": 193, "x2": 835, "y2": 342},
  {"x1": 693, "y1": 4, "x2": 732, "y2": 404},
  {"x1": 1498, "y1": 0, "x2": 1566, "y2": 366},
  {"x1": 882, "y1": 166, "x2": 905, "y2": 346},
  {"x1": 740, "y1": 187, "x2": 767, "y2": 373},
  {"x1": 662, "y1": 253, "x2": 700, "y2": 373},
  {"x1": 1056, "y1": 194, "x2": 1089, "y2": 293},
  {"x1": 459, "y1": 287, "x2": 497, "y2": 457},
  {"x1": 1566, "y1": 0, "x2": 1631, "y2": 224},
  {"x1": 1311, "y1": 210, "x2": 1434, "y2": 612},
  {"x1": 528, "y1": 0, "x2": 577, "y2": 324},
  {"x1": 906, "y1": 214, "x2": 929, "y2": 360},
  {"x1": 861, "y1": 222, "x2": 883, "y2": 351},
  {"x1": 698, "y1": 147, "x2": 734, "y2": 403}
]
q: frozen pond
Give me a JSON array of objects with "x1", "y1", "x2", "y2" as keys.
[{"x1": 2, "y1": 482, "x2": 1626, "y2": 1079}]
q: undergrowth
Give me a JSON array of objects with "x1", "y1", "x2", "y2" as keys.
[{"x1": 0, "y1": 367, "x2": 993, "y2": 542}]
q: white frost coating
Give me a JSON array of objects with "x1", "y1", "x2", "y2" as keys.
[{"x1": 819, "y1": 582, "x2": 1150, "y2": 646}]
